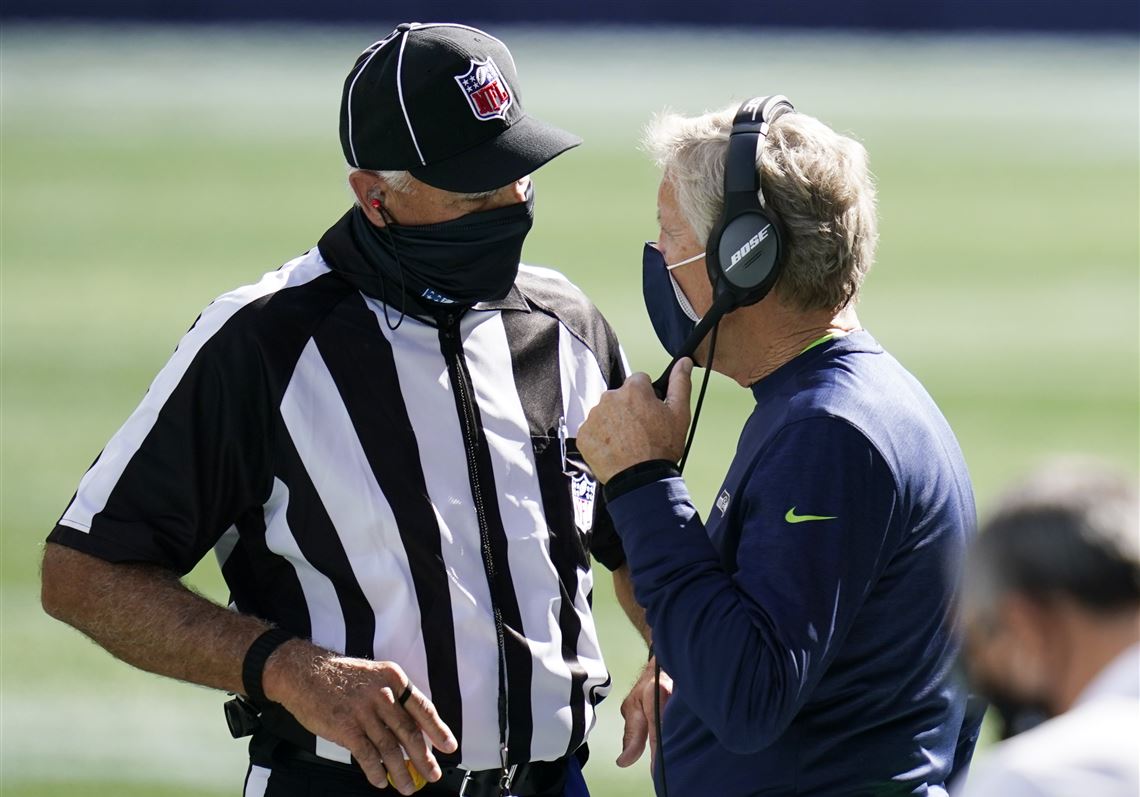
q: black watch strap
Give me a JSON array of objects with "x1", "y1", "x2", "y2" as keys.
[{"x1": 242, "y1": 628, "x2": 295, "y2": 706}]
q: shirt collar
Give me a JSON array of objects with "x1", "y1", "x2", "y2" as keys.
[
  {"x1": 473, "y1": 284, "x2": 530, "y2": 313},
  {"x1": 749, "y1": 329, "x2": 881, "y2": 404}
]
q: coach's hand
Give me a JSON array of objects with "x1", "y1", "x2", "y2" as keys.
[
  {"x1": 579, "y1": 358, "x2": 693, "y2": 484},
  {"x1": 616, "y1": 657, "x2": 674, "y2": 770},
  {"x1": 264, "y1": 641, "x2": 457, "y2": 794}
]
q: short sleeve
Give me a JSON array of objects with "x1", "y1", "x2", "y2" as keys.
[{"x1": 49, "y1": 310, "x2": 274, "y2": 575}]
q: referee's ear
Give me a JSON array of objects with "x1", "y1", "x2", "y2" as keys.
[{"x1": 348, "y1": 169, "x2": 388, "y2": 227}]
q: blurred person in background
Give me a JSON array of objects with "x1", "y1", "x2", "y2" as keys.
[
  {"x1": 40, "y1": 22, "x2": 644, "y2": 797},
  {"x1": 578, "y1": 99, "x2": 984, "y2": 795},
  {"x1": 960, "y1": 460, "x2": 1140, "y2": 797}
]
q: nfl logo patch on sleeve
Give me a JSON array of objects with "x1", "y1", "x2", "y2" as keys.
[
  {"x1": 571, "y1": 472, "x2": 596, "y2": 534},
  {"x1": 454, "y1": 57, "x2": 513, "y2": 121},
  {"x1": 716, "y1": 490, "x2": 732, "y2": 515}
]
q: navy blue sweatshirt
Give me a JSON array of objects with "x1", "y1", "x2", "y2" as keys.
[{"x1": 605, "y1": 332, "x2": 983, "y2": 796}]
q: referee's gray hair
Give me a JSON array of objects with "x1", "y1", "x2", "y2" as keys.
[
  {"x1": 373, "y1": 169, "x2": 415, "y2": 193},
  {"x1": 347, "y1": 167, "x2": 499, "y2": 202},
  {"x1": 643, "y1": 105, "x2": 878, "y2": 312}
]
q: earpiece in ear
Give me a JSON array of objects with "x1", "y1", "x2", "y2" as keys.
[{"x1": 369, "y1": 198, "x2": 382, "y2": 210}]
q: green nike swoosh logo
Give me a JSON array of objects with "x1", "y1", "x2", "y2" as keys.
[{"x1": 785, "y1": 507, "x2": 838, "y2": 524}]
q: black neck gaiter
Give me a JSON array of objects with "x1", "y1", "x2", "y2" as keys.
[{"x1": 318, "y1": 188, "x2": 534, "y2": 317}]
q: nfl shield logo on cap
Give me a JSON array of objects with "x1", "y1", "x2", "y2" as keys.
[{"x1": 454, "y1": 57, "x2": 513, "y2": 121}]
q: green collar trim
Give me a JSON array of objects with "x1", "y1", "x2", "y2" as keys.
[
  {"x1": 800, "y1": 329, "x2": 857, "y2": 355},
  {"x1": 800, "y1": 333, "x2": 836, "y2": 355}
]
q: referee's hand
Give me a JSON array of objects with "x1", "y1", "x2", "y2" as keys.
[
  {"x1": 264, "y1": 642, "x2": 458, "y2": 794},
  {"x1": 616, "y1": 657, "x2": 674, "y2": 770}
]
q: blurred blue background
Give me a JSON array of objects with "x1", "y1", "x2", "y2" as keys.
[{"x1": 2, "y1": 0, "x2": 1138, "y2": 31}]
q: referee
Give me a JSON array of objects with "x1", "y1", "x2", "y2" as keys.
[{"x1": 41, "y1": 23, "x2": 642, "y2": 797}]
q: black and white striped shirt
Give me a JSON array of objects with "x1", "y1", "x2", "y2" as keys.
[{"x1": 49, "y1": 244, "x2": 628, "y2": 771}]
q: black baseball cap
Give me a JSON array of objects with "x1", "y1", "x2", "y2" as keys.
[{"x1": 340, "y1": 22, "x2": 582, "y2": 193}]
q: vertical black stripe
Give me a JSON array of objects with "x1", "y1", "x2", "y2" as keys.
[
  {"x1": 515, "y1": 269, "x2": 625, "y2": 390},
  {"x1": 276, "y1": 430, "x2": 376, "y2": 660},
  {"x1": 438, "y1": 313, "x2": 535, "y2": 765},
  {"x1": 225, "y1": 509, "x2": 312, "y2": 641},
  {"x1": 311, "y1": 295, "x2": 463, "y2": 767},
  {"x1": 247, "y1": 430, "x2": 375, "y2": 755},
  {"x1": 260, "y1": 766, "x2": 286, "y2": 797},
  {"x1": 512, "y1": 271, "x2": 628, "y2": 572},
  {"x1": 227, "y1": 273, "x2": 354, "y2": 758},
  {"x1": 501, "y1": 311, "x2": 563, "y2": 436},
  {"x1": 501, "y1": 310, "x2": 591, "y2": 757}
]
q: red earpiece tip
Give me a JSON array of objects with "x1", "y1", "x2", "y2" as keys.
[{"x1": 370, "y1": 199, "x2": 382, "y2": 209}]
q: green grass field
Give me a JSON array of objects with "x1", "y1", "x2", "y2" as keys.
[{"x1": 1, "y1": 25, "x2": 1137, "y2": 796}]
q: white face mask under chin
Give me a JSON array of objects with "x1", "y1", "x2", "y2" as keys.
[{"x1": 666, "y1": 252, "x2": 703, "y2": 323}]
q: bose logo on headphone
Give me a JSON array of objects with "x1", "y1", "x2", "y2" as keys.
[
  {"x1": 728, "y1": 224, "x2": 772, "y2": 269},
  {"x1": 741, "y1": 97, "x2": 763, "y2": 117}
]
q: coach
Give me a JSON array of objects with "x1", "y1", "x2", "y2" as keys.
[
  {"x1": 41, "y1": 23, "x2": 642, "y2": 797},
  {"x1": 579, "y1": 103, "x2": 983, "y2": 795}
]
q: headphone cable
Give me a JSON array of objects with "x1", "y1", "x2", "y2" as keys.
[
  {"x1": 679, "y1": 321, "x2": 718, "y2": 472},
  {"x1": 375, "y1": 203, "x2": 409, "y2": 332},
  {"x1": 654, "y1": 319, "x2": 718, "y2": 797}
]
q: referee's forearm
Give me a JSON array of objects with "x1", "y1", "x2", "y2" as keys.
[
  {"x1": 613, "y1": 563, "x2": 652, "y2": 646},
  {"x1": 41, "y1": 543, "x2": 273, "y2": 695}
]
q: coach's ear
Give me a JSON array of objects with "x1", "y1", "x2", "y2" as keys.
[{"x1": 348, "y1": 169, "x2": 388, "y2": 227}]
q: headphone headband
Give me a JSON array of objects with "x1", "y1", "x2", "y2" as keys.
[
  {"x1": 703, "y1": 94, "x2": 795, "y2": 311},
  {"x1": 723, "y1": 95, "x2": 795, "y2": 206}
]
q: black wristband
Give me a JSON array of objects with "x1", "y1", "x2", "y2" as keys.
[
  {"x1": 603, "y1": 459, "x2": 681, "y2": 503},
  {"x1": 242, "y1": 628, "x2": 295, "y2": 706}
]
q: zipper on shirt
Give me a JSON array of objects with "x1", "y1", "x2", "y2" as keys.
[{"x1": 437, "y1": 311, "x2": 512, "y2": 770}]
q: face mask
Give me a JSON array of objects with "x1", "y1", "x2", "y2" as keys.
[
  {"x1": 361, "y1": 186, "x2": 535, "y2": 308},
  {"x1": 642, "y1": 242, "x2": 706, "y2": 358}
]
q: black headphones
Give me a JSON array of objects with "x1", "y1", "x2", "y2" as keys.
[
  {"x1": 651, "y1": 95, "x2": 795, "y2": 398},
  {"x1": 704, "y1": 94, "x2": 795, "y2": 313}
]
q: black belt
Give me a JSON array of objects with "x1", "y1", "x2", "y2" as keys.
[{"x1": 276, "y1": 742, "x2": 570, "y2": 797}]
